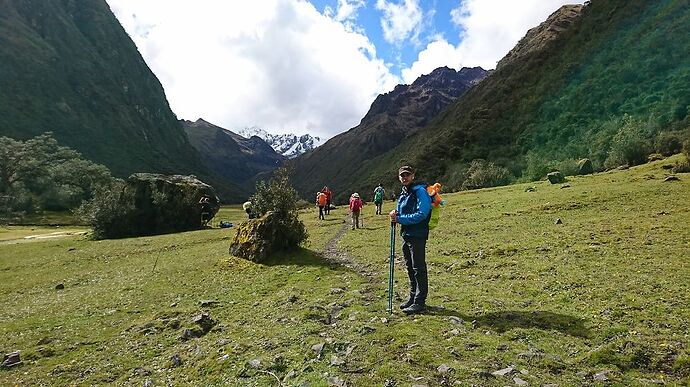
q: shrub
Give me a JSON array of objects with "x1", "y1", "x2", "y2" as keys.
[
  {"x1": 654, "y1": 131, "x2": 684, "y2": 156},
  {"x1": 77, "y1": 180, "x2": 132, "y2": 240},
  {"x1": 604, "y1": 116, "x2": 653, "y2": 169},
  {"x1": 462, "y1": 159, "x2": 512, "y2": 190},
  {"x1": 249, "y1": 167, "x2": 307, "y2": 248}
]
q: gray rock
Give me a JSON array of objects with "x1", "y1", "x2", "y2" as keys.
[
  {"x1": 664, "y1": 175, "x2": 680, "y2": 182},
  {"x1": 248, "y1": 359, "x2": 261, "y2": 369},
  {"x1": 491, "y1": 366, "x2": 514, "y2": 377},
  {"x1": 199, "y1": 300, "x2": 219, "y2": 307},
  {"x1": 547, "y1": 171, "x2": 565, "y2": 184},
  {"x1": 193, "y1": 312, "x2": 216, "y2": 333},
  {"x1": 496, "y1": 343, "x2": 509, "y2": 351},
  {"x1": 1, "y1": 351, "x2": 21, "y2": 368},
  {"x1": 312, "y1": 343, "x2": 325, "y2": 357},
  {"x1": 170, "y1": 354, "x2": 182, "y2": 368},
  {"x1": 143, "y1": 380, "x2": 153, "y2": 387},
  {"x1": 593, "y1": 370, "x2": 610, "y2": 381},
  {"x1": 327, "y1": 376, "x2": 346, "y2": 387},
  {"x1": 55, "y1": 283, "x2": 65, "y2": 290},
  {"x1": 554, "y1": 218, "x2": 563, "y2": 225},
  {"x1": 513, "y1": 377, "x2": 528, "y2": 386},
  {"x1": 288, "y1": 294, "x2": 298, "y2": 303},
  {"x1": 437, "y1": 364, "x2": 451, "y2": 374},
  {"x1": 330, "y1": 355, "x2": 345, "y2": 366},
  {"x1": 448, "y1": 316, "x2": 463, "y2": 325},
  {"x1": 577, "y1": 158, "x2": 593, "y2": 175},
  {"x1": 576, "y1": 371, "x2": 589, "y2": 378},
  {"x1": 560, "y1": 184, "x2": 571, "y2": 189},
  {"x1": 525, "y1": 186, "x2": 536, "y2": 192}
]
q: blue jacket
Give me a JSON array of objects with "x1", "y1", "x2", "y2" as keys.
[{"x1": 396, "y1": 183, "x2": 432, "y2": 240}]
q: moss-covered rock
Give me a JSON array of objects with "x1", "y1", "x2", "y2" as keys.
[
  {"x1": 229, "y1": 211, "x2": 306, "y2": 263},
  {"x1": 85, "y1": 173, "x2": 219, "y2": 239}
]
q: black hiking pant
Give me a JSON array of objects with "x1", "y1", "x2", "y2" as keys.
[
  {"x1": 402, "y1": 236, "x2": 428, "y2": 305},
  {"x1": 318, "y1": 206, "x2": 325, "y2": 220}
]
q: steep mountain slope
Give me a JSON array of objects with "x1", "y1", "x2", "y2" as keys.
[
  {"x1": 360, "y1": 0, "x2": 690, "y2": 191},
  {"x1": 291, "y1": 66, "x2": 488, "y2": 202},
  {"x1": 182, "y1": 119, "x2": 286, "y2": 193},
  {"x1": 0, "y1": 0, "x2": 243, "y2": 200},
  {"x1": 239, "y1": 128, "x2": 322, "y2": 158}
]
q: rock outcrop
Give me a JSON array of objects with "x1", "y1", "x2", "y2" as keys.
[
  {"x1": 229, "y1": 211, "x2": 306, "y2": 263},
  {"x1": 90, "y1": 174, "x2": 219, "y2": 239},
  {"x1": 577, "y1": 158, "x2": 594, "y2": 175}
]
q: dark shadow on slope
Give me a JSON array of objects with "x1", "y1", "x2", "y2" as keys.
[
  {"x1": 261, "y1": 247, "x2": 354, "y2": 274},
  {"x1": 425, "y1": 306, "x2": 590, "y2": 338}
]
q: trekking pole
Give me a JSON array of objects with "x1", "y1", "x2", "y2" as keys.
[{"x1": 387, "y1": 221, "x2": 395, "y2": 314}]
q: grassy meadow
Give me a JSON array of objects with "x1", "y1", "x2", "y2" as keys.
[{"x1": 1, "y1": 155, "x2": 689, "y2": 386}]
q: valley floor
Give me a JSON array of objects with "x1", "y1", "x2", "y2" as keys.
[{"x1": 1, "y1": 156, "x2": 689, "y2": 385}]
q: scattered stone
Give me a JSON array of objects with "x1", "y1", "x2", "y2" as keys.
[
  {"x1": 525, "y1": 186, "x2": 536, "y2": 192},
  {"x1": 1, "y1": 351, "x2": 21, "y2": 368},
  {"x1": 450, "y1": 329, "x2": 460, "y2": 336},
  {"x1": 664, "y1": 175, "x2": 680, "y2": 182},
  {"x1": 170, "y1": 354, "x2": 182, "y2": 368},
  {"x1": 520, "y1": 369, "x2": 529, "y2": 375},
  {"x1": 143, "y1": 379, "x2": 153, "y2": 387},
  {"x1": 288, "y1": 294, "x2": 298, "y2": 303},
  {"x1": 36, "y1": 337, "x2": 52, "y2": 346},
  {"x1": 491, "y1": 366, "x2": 514, "y2": 377},
  {"x1": 577, "y1": 158, "x2": 594, "y2": 175},
  {"x1": 647, "y1": 153, "x2": 664, "y2": 162},
  {"x1": 199, "y1": 300, "x2": 219, "y2": 307},
  {"x1": 593, "y1": 370, "x2": 610, "y2": 381},
  {"x1": 542, "y1": 384, "x2": 558, "y2": 387},
  {"x1": 383, "y1": 379, "x2": 397, "y2": 387},
  {"x1": 448, "y1": 316, "x2": 463, "y2": 325},
  {"x1": 312, "y1": 343, "x2": 325, "y2": 357},
  {"x1": 661, "y1": 164, "x2": 674, "y2": 170},
  {"x1": 547, "y1": 171, "x2": 565, "y2": 184},
  {"x1": 55, "y1": 283, "x2": 65, "y2": 290},
  {"x1": 576, "y1": 371, "x2": 589, "y2": 378},
  {"x1": 513, "y1": 377, "x2": 528, "y2": 386},
  {"x1": 560, "y1": 184, "x2": 571, "y2": 189},
  {"x1": 437, "y1": 364, "x2": 451, "y2": 374},
  {"x1": 518, "y1": 351, "x2": 540, "y2": 360},
  {"x1": 192, "y1": 312, "x2": 216, "y2": 333},
  {"x1": 67, "y1": 247, "x2": 76, "y2": 251},
  {"x1": 248, "y1": 359, "x2": 261, "y2": 369},
  {"x1": 169, "y1": 302, "x2": 177, "y2": 307},
  {"x1": 496, "y1": 343, "x2": 509, "y2": 351},
  {"x1": 330, "y1": 288, "x2": 345, "y2": 294},
  {"x1": 180, "y1": 328, "x2": 202, "y2": 340},
  {"x1": 554, "y1": 218, "x2": 563, "y2": 225},
  {"x1": 617, "y1": 164, "x2": 629, "y2": 170},
  {"x1": 330, "y1": 355, "x2": 345, "y2": 366},
  {"x1": 327, "y1": 376, "x2": 346, "y2": 387}
]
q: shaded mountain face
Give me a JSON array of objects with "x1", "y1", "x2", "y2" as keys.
[
  {"x1": 290, "y1": 66, "x2": 488, "y2": 203},
  {"x1": 328, "y1": 0, "x2": 690, "y2": 194},
  {"x1": 182, "y1": 119, "x2": 286, "y2": 193},
  {"x1": 0, "y1": 0, "x2": 244, "y2": 201},
  {"x1": 239, "y1": 127, "x2": 322, "y2": 158}
]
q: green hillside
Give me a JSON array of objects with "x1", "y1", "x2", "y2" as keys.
[
  {"x1": 0, "y1": 0, "x2": 244, "y2": 201},
  {"x1": 1, "y1": 155, "x2": 688, "y2": 385},
  {"x1": 362, "y1": 0, "x2": 690, "y2": 191}
]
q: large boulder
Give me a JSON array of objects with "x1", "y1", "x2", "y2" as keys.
[
  {"x1": 89, "y1": 174, "x2": 220, "y2": 239},
  {"x1": 577, "y1": 158, "x2": 594, "y2": 175},
  {"x1": 229, "y1": 211, "x2": 306, "y2": 263},
  {"x1": 546, "y1": 171, "x2": 565, "y2": 184}
]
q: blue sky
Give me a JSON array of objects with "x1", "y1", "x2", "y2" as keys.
[{"x1": 107, "y1": 0, "x2": 583, "y2": 139}]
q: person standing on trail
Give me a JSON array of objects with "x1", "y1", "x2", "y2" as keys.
[
  {"x1": 389, "y1": 165, "x2": 431, "y2": 315},
  {"x1": 316, "y1": 191, "x2": 327, "y2": 220},
  {"x1": 323, "y1": 186, "x2": 333, "y2": 215},
  {"x1": 349, "y1": 192, "x2": 363, "y2": 230},
  {"x1": 373, "y1": 183, "x2": 385, "y2": 215}
]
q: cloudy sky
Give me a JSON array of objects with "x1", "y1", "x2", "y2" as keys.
[{"x1": 106, "y1": 0, "x2": 582, "y2": 139}]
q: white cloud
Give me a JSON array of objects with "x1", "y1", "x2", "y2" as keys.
[
  {"x1": 106, "y1": 0, "x2": 399, "y2": 139},
  {"x1": 335, "y1": 0, "x2": 366, "y2": 22},
  {"x1": 375, "y1": 0, "x2": 423, "y2": 46},
  {"x1": 401, "y1": 0, "x2": 584, "y2": 81}
]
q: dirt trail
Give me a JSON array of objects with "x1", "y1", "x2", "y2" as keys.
[{"x1": 322, "y1": 217, "x2": 377, "y2": 279}]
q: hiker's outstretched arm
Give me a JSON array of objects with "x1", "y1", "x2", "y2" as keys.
[{"x1": 396, "y1": 190, "x2": 431, "y2": 225}]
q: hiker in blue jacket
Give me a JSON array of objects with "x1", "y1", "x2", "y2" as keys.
[{"x1": 390, "y1": 165, "x2": 432, "y2": 314}]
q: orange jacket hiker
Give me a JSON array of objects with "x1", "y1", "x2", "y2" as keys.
[{"x1": 317, "y1": 192, "x2": 327, "y2": 207}]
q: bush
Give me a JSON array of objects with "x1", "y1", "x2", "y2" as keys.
[
  {"x1": 654, "y1": 131, "x2": 685, "y2": 156},
  {"x1": 604, "y1": 116, "x2": 653, "y2": 169},
  {"x1": 462, "y1": 159, "x2": 512, "y2": 190},
  {"x1": 77, "y1": 180, "x2": 132, "y2": 240},
  {"x1": 249, "y1": 167, "x2": 307, "y2": 248}
]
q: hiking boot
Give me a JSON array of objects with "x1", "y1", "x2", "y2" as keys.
[
  {"x1": 402, "y1": 303, "x2": 426, "y2": 315},
  {"x1": 399, "y1": 299, "x2": 414, "y2": 309}
]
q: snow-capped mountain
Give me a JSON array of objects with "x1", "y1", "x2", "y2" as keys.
[{"x1": 238, "y1": 127, "x2": 323, "y2": 158}]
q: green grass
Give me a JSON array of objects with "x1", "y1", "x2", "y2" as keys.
[{"x1": 1, "y1": 156, "x2": 689, "y2": 385}]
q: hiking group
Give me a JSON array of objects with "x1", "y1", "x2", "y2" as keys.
[{"x1": 316, "y1": 165, "x2": 441, "y2": 315}]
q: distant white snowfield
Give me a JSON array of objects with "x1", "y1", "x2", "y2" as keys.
[{"x1": 239, "y1": 127, "x2": 323, "y2": 158}]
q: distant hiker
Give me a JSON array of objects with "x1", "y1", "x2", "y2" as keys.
[
  {"x1": 373, "y1": 183, "x2": 385, "y2": 215},
  {"x1": 349, "y1": 192, "x2": 363, "y2": 230},
  {"x1": 242, "y1": 200, "x2": 253, "y2": 219},
  {"x1": 199, "y1": 194, "x2": 213, "y2": 226},
  {"x1": 390, "y1": 165, "x2": 431, "y2": 315},
  {"x1": 322, "y1": 186, "x2": 333, "y2": 215},
  {"x1": 316, "y1": 191, "x2": 327, "y2": 220}
]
